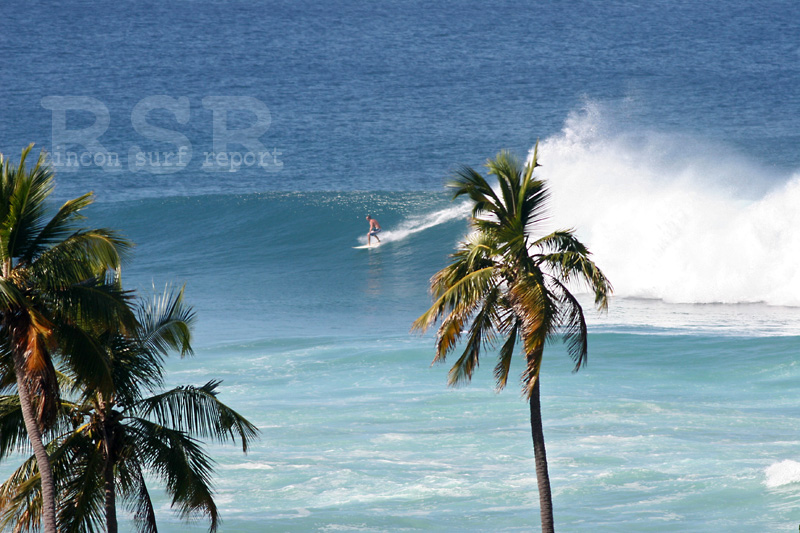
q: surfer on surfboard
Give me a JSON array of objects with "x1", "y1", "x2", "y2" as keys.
[{"x1": 366, "y1": 215, "x2": 382, "y2": 245}]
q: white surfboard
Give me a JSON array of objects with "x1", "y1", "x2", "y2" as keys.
[{"x1": 353, "y1": 242, "x2": 381, "y2": 249}]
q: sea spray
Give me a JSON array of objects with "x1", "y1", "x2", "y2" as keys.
[
  {"x1": 532, "y1": 103, "x2": 800, "y2": 306},
  {"x1": 765, "y1": 460, "x2": 800, "y2": 488},
  {"x1": 357, "y1": 201, "x2": 471, "y2": 245}
]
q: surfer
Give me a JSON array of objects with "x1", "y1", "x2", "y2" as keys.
[{"x1": 366, "y1": 215, "x2": 381, "y2": 245}]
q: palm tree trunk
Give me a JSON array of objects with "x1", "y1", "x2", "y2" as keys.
[
  {"x1": 102, "y1": 417, "x2": 118, "y2": 533},
  {"x1": 530, "y1": 378, "x2": 554, "y2": 533},
  {"x1": 104, "y1": 452, "x2": 118, "y2": 533},
  {"x1": 12, "y1": 351, "x2": 58, "y2": 533}
]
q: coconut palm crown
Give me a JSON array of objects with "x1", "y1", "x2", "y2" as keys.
[
  {"x1": 0, "y1": 145, "x2": 134, "y2": 533},
  {"x1": 413, "y1": 146, "x2": 611, "y2": 532},
  {"x1": 0, "y1": 287, "x2": 260, "y2": 533}
]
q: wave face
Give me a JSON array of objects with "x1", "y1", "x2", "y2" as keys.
[
  {"x1": 85, "y1": 103, "x2": 800, "y2": 317},
  {"x1": 86, "y1": 184, "x2": 800, "y2": 349},
  {"x1": 90, "y1": 191, "x2": 471, "y2": 345},
  {"x1": 532, "y1": 102, "x2": 800, "y2": 306}
]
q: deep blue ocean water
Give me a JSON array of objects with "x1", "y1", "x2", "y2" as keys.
[{"x1": 2, "y1": 0, "x2": 800, "y2": 531}]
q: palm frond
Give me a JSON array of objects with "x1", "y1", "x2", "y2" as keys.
[
  {"x1": 19, "y1": 193, "x2": 93, "y2": 263},
  {"x1": 52, "y1": 323, "x2": 114, "y2": 400},
  {"x1": 46, "y1": 275, "x2": 137, "y2": 334},
  {"x1": 485, "y1": 150, "x2": 522, "y2": 219},
  {"x1": 0, "y1": 279, "x2": 25, "y2": 311},
  {"x1": 447, "y1": 165, "x2": 506, "y2": 220},
  {"x1": 0, "y1": 395, "x2": 31, "y2": 459},
  {"x1": 0, "y1": 454, "x2": 42, "y2": 533},
  {"x1": 54, "y1": 432, "x2": 105, "y2": 533},
  {"x1": 429, "y1": 235, "x2": 496, "y2": 300},
  {"x1": 518, "y1": 178, "x2": 550, "y2": 234},
  {"x1": 412, "y1": 266, "x2": 496, "y2": 333},
  {"x1": 534, "y1": 232, "x2": 612, "y2": 311},
  {"x1": 432, "y1": 312, "x2": 468, "y2": 364},
  {"x1": 128, "y1": 418, "x2": 220, "y2": 532},
  {"x1": 519, "y1": 140, "x2": 541, "y2": 199},
  {"x1": 493, "y1": 318, "x2": 519, "y2": 391},
  {"x1": 107, "y1": 335, "x2": 164, "y2": 406},
  {"x1": 446, "y1": 286, "x2": 501, "y2": 387},
  {"x1": 548, "y1": 277, "x2": 589, "y2": 372},
  {"x1": 133, "y1": 381, "x2": 259, "y2": 452},
  {"x1": 425, "y1": 239, "x2": 499, "y2": 361},
  {"x1": 137, "y1": 285, "x2": 195, "y2": 359},
  {"x1": 532, "y1": 229, "x2": 586, "y2": 255},
  {"x1": 29, "y1": 230, "x2": 132, "y2": 289},
  {"x1": 124, "y1": 460, "x2": 158, "y2": 533},
  {"x1": 4, "y1": 149, "x2": 55, "y2": 262},
  {"x1": 507, "y1": 272, "x2": 556, "y2": 398}
]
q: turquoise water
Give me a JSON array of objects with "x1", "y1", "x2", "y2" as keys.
[
  {"x1": 82, "y1": 193, "x2": 800, "y2": 532},
  {"x1": 3, "y1": 0, "x2": 800, "y2": 530}
]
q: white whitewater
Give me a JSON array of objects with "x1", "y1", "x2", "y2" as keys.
[
  {"x1": 357, "y1": 202, "x2": 471, "y2": 245},
  {"x1": 532, "y1": 102, "x2": 800, "y2": 306}
]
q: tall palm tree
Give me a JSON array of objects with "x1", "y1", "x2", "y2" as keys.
[
  {"x1": 413, "y1": 146, "x2": 612, "y2": 533},
  {"x1": 0, "y1": 287, "x2": 260, "y2": 533},
  {"x1": 0, "y1": 145, "x2": 134, "y2": 533}
]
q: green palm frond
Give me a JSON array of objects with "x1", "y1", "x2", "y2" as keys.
[
  {"x1": 0, "y1": 453, "x2": 41, "y2": 533},
  {"x1": 47, "y1": 275, "x2": 137, "y2": 334},
  {"x1": 0, "y1": 279, "x2": 26, "y2": 311},
  {"x1": 2, "y1": 149, "x2": 54, "y2": 263},
  {"x1": 54, "y1": 433, "x2": 105, "y2": 533},
  {"x1": 52, "y1": 323, "x2": 114, "y2": 399},
  {"x1": 19, "y1": 193, "x2": 93, "y2": 263},
  {"x1": 446, "y1": 286, "x2": 502, "y2": 387},
  {"x1": 0, "y1": 395, "x2": 30, "y2": 460},
  {"x1": 108, "y1": 336, "x2": 164, "y2": 407},
  {"x1": 486, "y1": 150, "x2": 523, "y2": 217},
  {"x1": 532, "y1": 229, "x2": 587, "y2": 255},
  {"x1": 518, "y1": 178, "x2": 550, "y2": 233},
  {"x1": 493, "y1": 318, "x2": 519, "y2": 391},
  {"x1": 128, "y1": 418, "x2": 219, "y2": 532},
  {"x1": 28, "y1": 229, "x2": 132, "y2": 286},
  {"x1": 519, "y1": 140, "x2": 540, "y2": 198},
  {"x1": 0, "y1": 429, "x2": 106, "y2": 533},
  {"x1": 124, "y1": 460, "x2": 158, "y2": 533},
  {"x1": 429, "y1": 237, "x2": 496, "y2": 301},
  {"x1": 133, "y1": 380, "x2": 259, "y2": 453},
  {"x1": 534, "y1": 235, "x2": 612, "y2": 311},
  {"x1": 447, "y1": 166, "x2": 504, "y2": 219},
  {"x1": 412, "y1": 266, "x2": 496, "y2": 334},
  {"x1": 102, "y1": 285, "x2": 196, "y2": 403},
  {"x1": 548, "y1": 277, "x2": 589, "y2": 372},
  {"x1": 137, "y1": 285, "x2": 195, "y2": 359},
  {"x1": 423, "y1": 237, "x2": 500, "y2": 362}
]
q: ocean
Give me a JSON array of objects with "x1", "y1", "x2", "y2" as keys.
[{"x1": 2, "y1": 0, "x2": 800, "y2": 531}]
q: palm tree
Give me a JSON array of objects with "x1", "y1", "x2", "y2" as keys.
[
  {"x1": 0, "y1": 145, "x2": 134, "y2": 533},
  {"x1": 413, "y1": 146, "x2": 612, "y2": 533},
  {"x1": 0, "y1": 287, "x2": 260, "y2": 533}
]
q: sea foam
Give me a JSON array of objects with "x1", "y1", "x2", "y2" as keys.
[
  {"x1": 532, "y1": 102, "x2": 800, "y2": 306},
  {"x1": 765, "y1": 460, "x2": 800, "y2": 488},
  {"x1": 358, "y1": 202, "x2": 471, "y2": 245}
]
